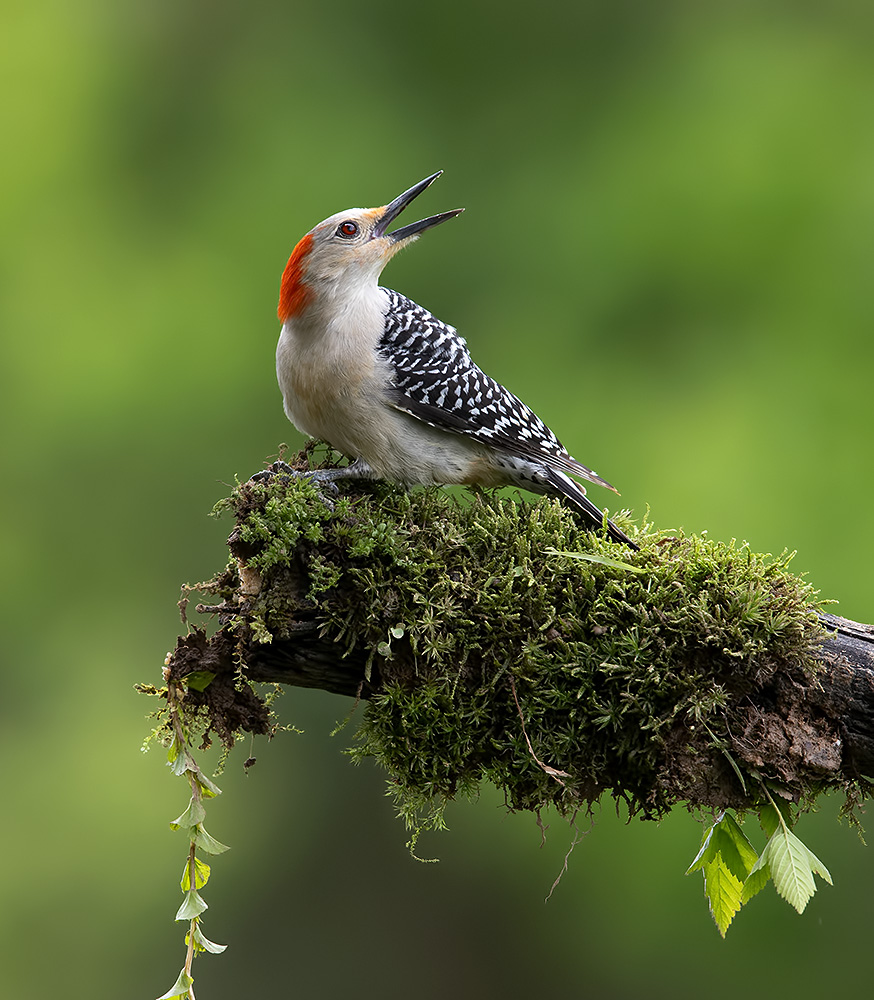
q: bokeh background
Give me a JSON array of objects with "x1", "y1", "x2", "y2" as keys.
[{"x1": 2, "y1": 1, "x2": 872, "y2": 997}]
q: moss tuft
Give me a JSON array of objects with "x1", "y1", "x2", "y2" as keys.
[{"x1": 186, "y1": 449, "x2": 831, "y2": 834}]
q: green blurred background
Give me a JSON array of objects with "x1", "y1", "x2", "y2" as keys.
[{"x1": 2, "y1": 1, "x2": 872, "y2": 996}]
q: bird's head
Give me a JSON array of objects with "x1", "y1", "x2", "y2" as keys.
[{"x1": 278, "y1": 170, "x2": 463, "y2": 323}]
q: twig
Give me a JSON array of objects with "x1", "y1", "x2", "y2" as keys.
[{"x1": 508, "y1": 674, "x2": 570, "y2": 785}]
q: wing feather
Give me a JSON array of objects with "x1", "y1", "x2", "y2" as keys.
[{"x1": 378, "y1": 289, "x2": 617, "y2": 491}]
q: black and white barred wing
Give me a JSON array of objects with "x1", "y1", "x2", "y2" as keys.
[{"x1": 378, "y1": 290, "x2": 616, "y2": 492}]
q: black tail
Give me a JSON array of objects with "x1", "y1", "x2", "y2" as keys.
[{"x1": 543, "y1": 468, "x2": 639, "y2": 549}]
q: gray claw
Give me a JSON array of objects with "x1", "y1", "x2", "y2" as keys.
[
  {"x1": 249, "y1": 460, "x2": 298, "y2": 482},
  {"x1": 305, "y1": 470, "x2": 341, "y2": 495},
  {"x1": 249, "y1": 462, "x2": 337, "y2": 510}
]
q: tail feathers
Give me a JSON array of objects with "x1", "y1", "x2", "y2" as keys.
[
  {"x1": 551, "y1": 452, "x2": 620, "y2": 494},
  {"x1": 542, "y1": 468, "x2": 639, "y2": 550}
]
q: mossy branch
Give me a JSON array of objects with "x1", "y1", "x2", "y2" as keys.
[{"x1": 164, "y1": 451, "x2": 873, "y2": 828}]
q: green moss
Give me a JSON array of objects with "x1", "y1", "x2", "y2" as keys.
[{"x1": 205, "y1": 453, "x2": 826, "y2": 835}]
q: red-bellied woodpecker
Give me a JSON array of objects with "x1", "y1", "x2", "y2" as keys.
[{"x1": 269, "y1": 170, "x2": 636, "y2": 548}]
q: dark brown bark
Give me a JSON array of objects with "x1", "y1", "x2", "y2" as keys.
[
  {"x1": 810, "y1": 613, "x2": 874, "y2": 778},
  {"x1": 176, "y1": 608, "x2": 874, "y2": 783}
]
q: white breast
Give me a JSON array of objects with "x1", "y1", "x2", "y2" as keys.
[{"x1": 275, "y1": 287, "x2": 495, "y2": 485}]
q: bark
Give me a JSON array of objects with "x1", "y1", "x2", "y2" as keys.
[
  {"x1": 179, "y1": 606, "x2": 874, "y2": 783},
  {"x1": 162, "y1": 474, "x2": 874, "y2": 815},
  {"x1": 809, "y1": 614, "x2": 874, "y2": 778}
]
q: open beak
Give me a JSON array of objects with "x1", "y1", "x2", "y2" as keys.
[{"x1": 373, "y1": 170, "x2": 464, "y2": 242}]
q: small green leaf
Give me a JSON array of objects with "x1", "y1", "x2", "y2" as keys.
[
  {"x1": 390, "y1": 626, "x2": 405, "y2": 639},
  {"x1": 761, "y1": 825, "x2": 829, "y2": 914},
  {"x1": 714, "y1": 813, "x2": 758, "y2": 881},
  {"x1": 189, "y1": 921, "x2": 228, "y2": 954},
  {"x1": 169, "y1": 749, "x2": 197, "y2": 777},
  {"x1": 545, "y1": 547, "x2": 644, "y2": 573},
  {"x1": 702, "y1": 854, "x2": 745, "y2": 937},
  {"x1": 194, "y1": 772, "x2": 222, "y2": 798},
  {"x1": 249, "y1": 616, "x2": 273, "y2": 643},
  {"x1": 170, "y1": 796, "x2": 206, "y2": 831},
  {"x1": 687, "y1": 813, "x2": 757, "y2": 881},
  {"x1": 181, "y1": 857, "x2": 211, "y2": 891},
  {"x1": 175, "y1": 888, "x2": 208, "y2": 921},
  {"x1": 803, "y1": 842, "x2": 833, "y2": 887},
  {"x1": 156, "y1": 968, "x2": 193, "y2": 1000},
  {"x1": 183, "y1": 670, "x2": 216, "y2": 692},
  {"x1": 687, "y1": 813, "x2": 759, "y2": 937},
  {"x1": 193, "y1": 825, "x2": 230, "y2": 855},
  {"x1": 758, "y1": 803, "x2": 780, "y2": 838},
  {"x1": 758, "y1": 798, "x2": 793, "y2": 837},
  {"x1": 741, "y1": 859, "x2": 771, "y2": 904},
  {"x1": 687, "y1": 821, "x2": 718, "y2": 874}
]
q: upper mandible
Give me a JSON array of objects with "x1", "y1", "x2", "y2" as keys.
[{"x1": 278, "y1": 171, "x2": 464, "y2": 322}]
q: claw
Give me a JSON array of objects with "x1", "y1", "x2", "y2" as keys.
[
  {"x1": 248, "y1": 462, "x2": 337, "y2": 510},
  {"x1": 250, "y1": 460, "x2": 298, "y2": 483},
  {"x1": 304, "y1": 469, "x2": 341, "y2": 495}
]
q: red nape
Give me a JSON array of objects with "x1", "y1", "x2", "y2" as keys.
[{"x1": 278, "y1": 233, "x2": 314, "y2": 321}]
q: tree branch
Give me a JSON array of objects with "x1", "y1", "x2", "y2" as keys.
[
  {"x1": 810, "y1": 613, "x2": 874, "y2": 778},
  {"x1": 162, "y1": 467, "x2": 873, "y2": 821}
]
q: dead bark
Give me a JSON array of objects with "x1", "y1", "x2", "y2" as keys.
[
  {"x1": 809, "y1": 614, "x2": 874, "y2": 778},
  {"x1": 180, "y1": 608, "x2": 873, "y2": 782}
]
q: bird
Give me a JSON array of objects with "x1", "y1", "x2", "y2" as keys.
[{"x1": 267, "y1": 170, "x2": 636, "y2": 548}]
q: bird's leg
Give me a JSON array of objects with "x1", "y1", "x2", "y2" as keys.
[
  {"x1": 249, "y1": 460, "x2": 297, "y2": 480},
  {"x1": 249, "y1": 458, "x2": 375, "y2": 507},
  {"x1": 305, "y1": 458, "x2": 375, "y2": 487},
  {"x1": 249, "y1": 460, "x2": 305, "y2": 484}
]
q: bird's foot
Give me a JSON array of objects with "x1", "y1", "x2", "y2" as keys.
[
  {"x1": 249, "y1": 462, "x2": 339, "y2": 508},
  {"x1": 249, "y1": 460, "x2": 299, "y2": 483}
]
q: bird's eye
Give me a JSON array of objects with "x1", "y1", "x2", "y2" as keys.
[{"x1": 336, "y1": 221, "x2": 359, "y2": 238}]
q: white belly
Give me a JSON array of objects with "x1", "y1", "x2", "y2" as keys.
[{"x1": 276, "y1": 323, "x2": 494, "y2": 486}]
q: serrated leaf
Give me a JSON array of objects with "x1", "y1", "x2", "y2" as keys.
[
  {"x1": 741, "y1": 859, "x2": 771, "y2": 904},
  {"x1": 701, "y1": 854, "x2": 745, "y2": 937},
  {"x1": 714, "y1": 813, "x2": 758, "y2": 881},
  {"x1": 170, "y1": 796, "x2": 206, "y2": 831},
  {"x1": 156, "y1": 968, "x2": 193, "y2": 1000},
  {"x1": 180, "y1": 857, "x2": 211, "y2": 891},
  {"x1": 688, "y1": 813, "x2": 761, "y2": 936},
  {"x1": 193, "y1": 825, "x2": 230, "y2": 855},
  {"x1": 188, "y1": 921, "x2": 228, "y2": 954},
  {"x1": 802, "y1": 842, "x2": 833, "y2": 886},
  {"x1": 711, "y1": 815, "x2": 759, "y2": 883},
  {"x1": 175, "y1": 888, "x2": 208, "y2": 921},
  {"x1": 687, "y1": 813, "x2": 757, "y2": 881},
  {"x1": 686, "y1": 820, "x2": 718, "y2": 874},
  {"x1": 762, "y1": 826, "x2": 822, "y2": 914}
]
